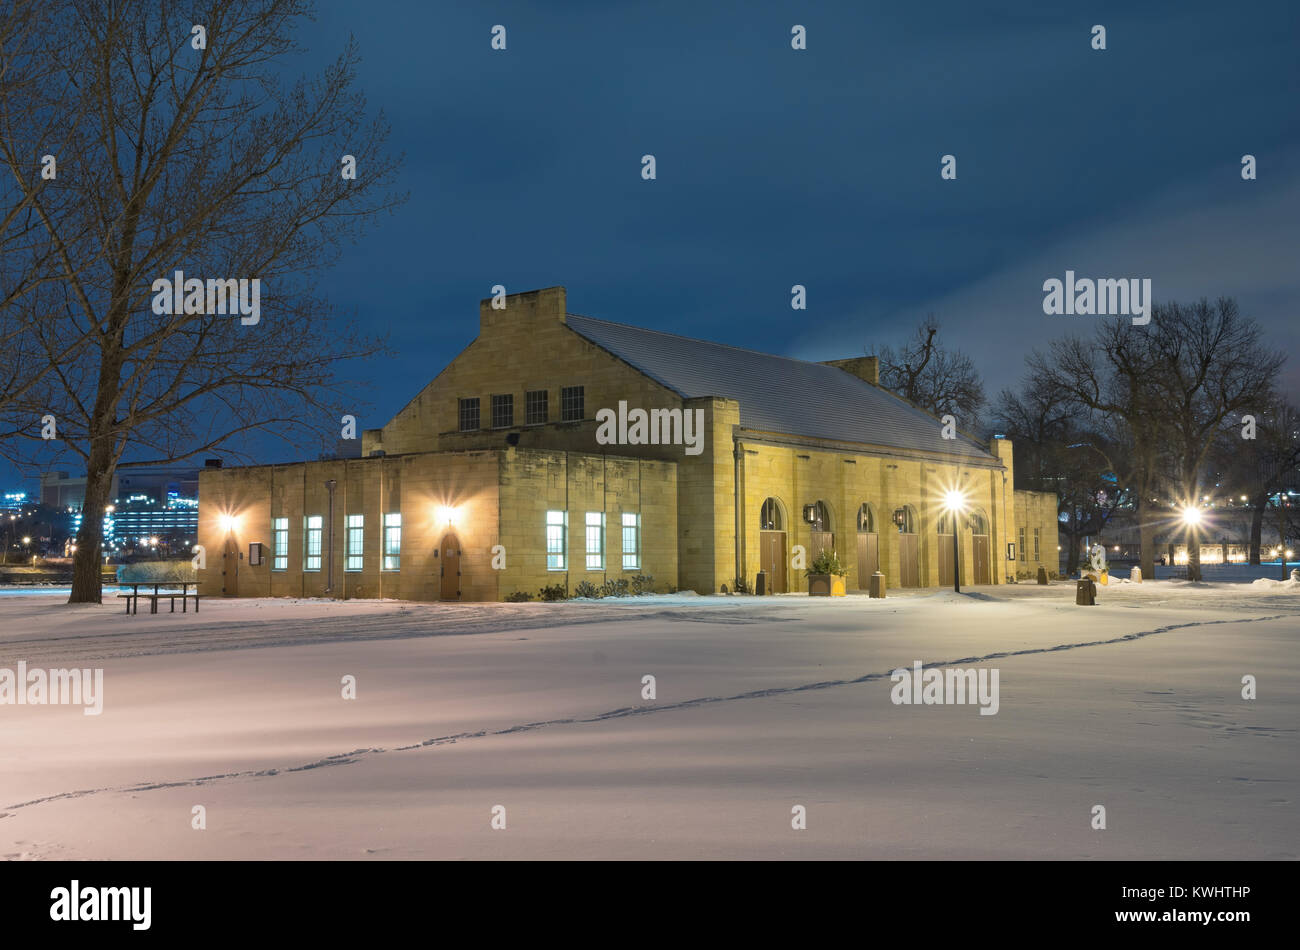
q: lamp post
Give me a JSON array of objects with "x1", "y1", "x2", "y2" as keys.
[
  {"x1": 1181, "y1": 505, "x2": 1202, "y2": 582},
  {"x1": 943, "y1": 490, "x2": 967, "y2": 593}
]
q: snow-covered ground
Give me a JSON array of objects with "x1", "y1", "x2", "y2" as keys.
[{"x1": 0, "y1": 581, "x2": 1296, "y2": 859}]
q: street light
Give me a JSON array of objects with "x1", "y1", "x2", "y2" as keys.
[
  {"x1": 1181, "y1": 506, "x2": 1203, "y2": 581},
  {"x1": 943, "y1": 489, "x2": 967, "y2": 593}
]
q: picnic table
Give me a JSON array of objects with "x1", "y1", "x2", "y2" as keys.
[{"x1": 118, "y1": 582, "x2": 200, "y2": 615}]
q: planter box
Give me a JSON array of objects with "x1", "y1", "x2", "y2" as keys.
[{"x1": 807, "y1": 573, "x2": 847, "y2": 597}]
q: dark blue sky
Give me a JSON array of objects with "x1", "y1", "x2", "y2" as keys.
[{"x1": 10, "y1": 0, "x2": 1300, "y2": 490}]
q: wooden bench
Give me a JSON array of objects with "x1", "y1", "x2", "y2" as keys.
[{"x1": 117, "y1": 582, "x2": 200, "y2": 615}]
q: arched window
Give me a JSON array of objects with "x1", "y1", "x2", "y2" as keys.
[
  {"x1": 760, "y1": 497, "x2": 784, "y2": 531},
  {"x1": 805, "y1": 500, "x2": 831, "y2": 532},
  {"x1": 937, "y1": 510, "x2": 955, "y2": 534},
  {"x1": 857, "y1": 503, "x2": 876, "y2": 533},
  {"x1": 970, "y1": 510, "x2": 989, "y2": 535}
]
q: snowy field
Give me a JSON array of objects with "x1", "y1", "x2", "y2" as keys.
[{"x1": 0, "y1": 580, "x2": 1296, "y2": 860}]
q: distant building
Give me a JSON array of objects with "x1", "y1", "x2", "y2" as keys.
[
  {"x1": 198, "y1": 287, "x2": 1061, "y2": 601},
  {"x1": 43, "y1": 466, "x2": 200, "y2": 510}
]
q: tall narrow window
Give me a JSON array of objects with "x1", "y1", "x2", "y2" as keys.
[
  {"x1": 273, "y1": 517, "x2": 288, "y2": 571},
  {"x1": 304, "y1": 515, "x2": 323, "y2": 571},
  {"x1": 561, "y1": 385, "x2": 584, "y2": 422},
  {"x1": 1033, "y1": 528, "x2": 1041, "y2": 560},
  {"x1": 621, "y1": 512, "x2": 640, "y2": 570},
  {"x1": 1018, "y1": 527, "x2": 1027, "y2": 562},
  {"x1": 585, "y1": 511, "x2": 605, "y2": 570},
  {"x1": 491, "y1": 394, "x2": 513, "y2": 429},
  {"x1": 458, "y1": 397, "x2": 480, "y2": 432},
  {"x1": 345, "y1": 514, "x2": 364, "y2": 571},
  {"x1": 383, "y1": 513, "x2": 401, "y2": 571},
  {"x1": 546, "y1": 510, "x2": 567, "y2": 570},
  {"x1": 526, "y1": 389, "x2": 548, "y2": 425}
]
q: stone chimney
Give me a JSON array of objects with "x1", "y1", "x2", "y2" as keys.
[
  {"x1": 479, "y1": 285, "x2": 566, "y2": 334},
  {"x1": 822, "y1": 355, "x2": 879, "y2": 386}
]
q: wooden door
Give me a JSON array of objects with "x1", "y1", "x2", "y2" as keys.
[
  {"x1": 972, "y1": 534, "x2": 991, "y2": 585},
  {"x1": 222, "y1": 537, "x2": 239, "y2": 596},
  {"x1": 898, "y1": 534, "x2": 919, "y2": 588},
  {"x1": 760, "y1": 530, "x2": 787, "y2": 593},
  {"x1": 937, "y1": 534, "x2": 954, "y2": 587},
  {"x1": 809, "y1": 530, "x2": 834, "y2": 562},
  {"x1": 856, "y1": 533, "x2": 878, "y2": 588},
  {"x1": 439, "y1": 532, "x2": 461, "y2": 601}
]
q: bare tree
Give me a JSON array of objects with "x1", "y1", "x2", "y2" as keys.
[
  {"x1": 1215, "y1": 399, "x2": 1300, "y2": 563},
  {"x1": 1, "y1": 1, "x2": 404, "y2": 602},
  {"x1": 994, "y1": 377, "x2": 1122, "y2": 575},
  {"x1": 1029, "y1": 299, "x2": 1283, "y2": 580},
  {"x1": 1143, "y1": 299, "x2": 1283, "y2": 578},
  {"x1": 873, "y1": 315, "x2": 986, "y2": 424},
  {"x1": 0, "y1": 0, "x2": 101, "y2": 424}
]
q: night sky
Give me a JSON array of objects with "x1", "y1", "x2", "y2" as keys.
[{"x1": 9, "y1": 0, "x2": 1300, "y2": 488}]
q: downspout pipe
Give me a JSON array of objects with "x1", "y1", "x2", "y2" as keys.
[
  {"x1": 734, "y1": 439, "x2": 743, "y2": 590},
  {"x1": 325, "y1": 478, "x2": 337, "y2": 594}
]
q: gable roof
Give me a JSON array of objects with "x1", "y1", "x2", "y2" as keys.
[{"x1": 564, "y1": 313, "x2": 996, "y2": 461}]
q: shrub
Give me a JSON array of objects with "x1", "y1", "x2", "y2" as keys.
[
  {"x1": 117, "y1": 560, "x2": 197, "y2": 584},
  {"x1": 537, "y1": 583, "x2": 567, "y2": 602},
  {"x1": 630, "y1": 573, "x2": 655, "y2": 595},
  {"x1": 573, "y1": 580, "x2": 601, "y2": 599},
  {"x1": 807, "y1": 549, "x2": 843, "y2": 576},
  {"x1": 600, "y1": 578, "x2": 629, "y2": 598},
  {"x1": 733, "y1": 576, "x2": 751, "y2": 594},
  {"x1": 504, "y1": 590, "x2": 533, "y2": 602}
]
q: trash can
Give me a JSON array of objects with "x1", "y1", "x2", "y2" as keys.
[
  {"x1": 755, "y1": 571, "x2": 767, "y2": 596},
  {"x1": 1037, "y1": 566, "x2": 1049, "y2": 585},
  {"x1": 1076, "y1": 578, "x2": 1096, "y2": 605},
  {"x1": 869, "y1": 571, "x2": 886, "y2": 599}
]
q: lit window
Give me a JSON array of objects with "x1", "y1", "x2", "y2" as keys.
[
  {"x1": 345, "y1": 514, "x2": 364, "y2": 572},
  {"x1": 585, "y1": 511, "x2": 605, "y2": 570},
  {"x1": 546, "y1": 510, "x2": 567, "y2": 571},
  {"x1": 273, "y1": 517, "x2": 288, "y2": 571},
  {"x1": 383, "y1": 513, "x2": 401, "y2": 571},
  {"x1": 304, "y1": 515, "x2": 323, "y2": 571},
  {"x1": 621, "y1": 512, "x2": 640, "y2": 570}
]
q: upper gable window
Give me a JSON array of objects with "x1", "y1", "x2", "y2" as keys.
[
  {"x1": 458, "y1": 397, "x2": 480, "y2": 432},
  {"x1": 561, "y1": 386, "x2": 584, "y2": 422},
  {"x1": 491, "y1": 393, "x2": 514, "y2": 429},
  {"x1": 525, "y1": 390, "x2": 548, "y2": 425}
]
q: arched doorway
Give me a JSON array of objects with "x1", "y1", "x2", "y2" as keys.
[
  {"x1": 439, "y1": 531, "x2": 462, "y2": 601},
  {"x1": 894, "y1": 505, "x2": 919, "y2": 588},
  {"x1": 971, "y1": 509, "x2": 991, "y2": 585},
  {"x1": 856, "y1": 503, "x2": 879, "y2": 588},
  {"x1": 937, "y1": 509, "x2": 956, "y2": 588},
  {"x1": 759, "y1": 497, "x2": 787, "y2": 593},
  {"x1": 807, "y1": 500, "x2": 834, "y2": 562}
]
